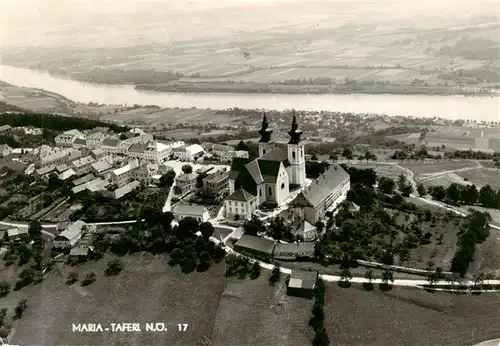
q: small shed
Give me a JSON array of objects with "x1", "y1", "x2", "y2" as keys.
[
  {"x1": 287, "y1": 270, "x2": 318, "y2": 299},
  {"x1": 233, "y1": 235, "x2": 275, "y2": 261}
]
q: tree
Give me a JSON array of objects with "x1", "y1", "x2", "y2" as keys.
[
  {"x1": 462, "y1": 184, "x2": 478, "y2": 205},
  {"x1": 199, "y1": 222, "x2": 215, "y2": 241},
  {"x1": 364, "y1": 269, "x2": 374, "y2": 284},
  {"x1": 478, "y1": 185, "x2": 498, "y2": 208},
  {"x1": 66, "y1": 272, "x2": 79, "y2": 285},
  {"x1": 269, "y1": 266, "x2": 281, "y2": 286},
  {"x1": 243, "y1": 215, "x2": 267, "y2": 236},
  {"x1": 397, "y1": 174, "x2": 407, "y2": 192},
  {"x1": 14, "y1": 299, "x2": 28, "y2": 320},
  {"x1": 417, "y1": 183, "x2": 427, "y2": 197},
  {"x1": 250, "y1": 261, "x2": 261, "y2": 279},
  {"x1": 312, "y1": 326, "x2": 330, "y2": 346},
  {"x1": 105, "y1": 259, "x2": 123, "y2": 276},
  {"x1": 0, "y1": 281, "x2": 10, "y2": 298},
  {"x1": 159, "y1": 170, "x2": 176, "y2": 187},
  {"x1": 82, "y1": 271, "x2": 97, "y2": 286},
  {"x1": 342, "y1": 148, "x2": 353, "y2": 162},
  {"x1": 340, "y1": 267, "x2": 352, "y2": 284},
  {"x1": 446, "y1": 183, "x2": 462, "y2": 205},
  {"x1": 181, "y1": 164, "x2": 193, "y2": 174},
  {"x1": 378, "y1": 177, "x2": 395, "y2": 194},
  {"x1": 429, "y1": 185, "x2": 446, "y2": 201},
  {"x1": 381, "y1": 270, "x2": 394, "y2": 286},
  {"x1": 28, "y1": 220, "x2": 42, "y2": 239}
]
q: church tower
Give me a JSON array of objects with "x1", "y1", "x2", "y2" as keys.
[
  {"x1": 258, "y1": 113, "x2": 274, "y2": 157},
  {"x1": 287, "y1": 111, "x2": 306, "y2": 186}
]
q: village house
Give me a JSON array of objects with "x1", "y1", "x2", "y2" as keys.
[
  {"x1": 175, "y1": 172, "x2": 197, "y2": 195},
  {"x1": 224, "y1": 187, "x2": 259, "y2": 221},
  {"x1": 72, "y1": 138, "x2": 88, "y2": 149},
  {"x1": 91, "y1": 155, "x2": 114, "y2": 178},
  {"x1": 292, "y1": 164, "x2": 350, "y2": 224},
  {"x1": 38, "y1": 147, "x2": 82, "y2": 168},
  {"x1": 172, "y1": 203, "x2": 210, "y2": 222},
  {"x1": 86, "y1": 131, "x2": 109, "y2": 149},
  {"x1": 172, "y1": 144, "x2": 204, "y2": 161},
  {"x1": 273, "y1": 242, "x2": 315, "y2": 260},
  {"x1": 6, "y1": 227, "x2": 29, "y2": 242},
  {"x1": 0, "y1": 125, "x2": 12, "y2": 133},
  {"x1": 53, "y1": 220, "x2": 87, "y2": 248},
  {"x1": 128, "y1": 141, "x2": 171, "y2": 163},
  {"x1": 202, "y1": 170, "x2": 229, "y2": 194},
  {"x1": 69, "y1": 247, "x2": 90, "y2": 261},
  {"x1": 109, "y1": 180, "x2": 141, "y2": 199},
  {"x1": 211, "y1": 143, "x2": 235, "y2": 163},
  {"x1": 70, "y1": 155, "x2": 96, "y2": 176},
  {"x1": 55, "y1": 129, "x2": 85, "y2": 147},
  {"x1": 233, "y1": 234, "x2": 275, "y2": 261},
  {"x1": 110, "y1": 159, "x2": 140, "y2": 187},
  {"x1": 101, "y1": 138, "x2": 123, "y2": 155},
  {"x1": 287, "y1": 270, "x2": 318, "y2": 299}
]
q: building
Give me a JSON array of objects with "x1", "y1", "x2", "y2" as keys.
[
  {"x1": 110, "y1": 159, "x2": 139, "y2": 187},
  {"x1": 287, "y1": 270, "x2": 318, "y2": 299},
  {"x1": 86, "y1": 131, "x2": 109, "y2": 149},
  {"x1": 101, "y1": 138, "x2": 123, "y2": 155},
  {"x1": 173, "y1": 144, "x2": 204, "y2": 161},
  {"x1": 110, "y1": 180, "x2": 141, "y2": 199},
  {"x1": 38, "y1": 147, "x2": 82, "y2": 168},
  {"x1": 227, "y1": 113, "x2": 306, "y2": 209},
  {"x1": 175, "y1": 172, "x2": 197, "y2": 195},
  {"x1": 55, "y1": 129, "x2": 85, "y2": 147},
  {"x1": 224, "y1": 187, "x2": 259, "y2": 221},
  {"x1": 69, "y1": 247, "x2": 90, "y2": 260},
  {"x1": 70, "y1": 155, "x2": 96, "y2": 176},
  {"x1": 211, "y1": 143, "x2": 236, "y2": 163},
  {"x1": 0, "y1": 125, "x2": 12, "y2": 133},
  {"x1": 128, "y1": 141, "x2": 171, "y2": 163},
  {"x1": 233, "y1": 234, "x2": 275, "y2": 261},
  {"x1": 172, "y1": 203, "x2": 210, "y2": 222},
  {"x1": 73, "y1": 173, "x2": 95, "y2": 187},
  {"x1": 0, "y1": 144, "x2": 12, "y2": 157},
  {"x1": 292, "y1": 164, "x2": 350, "y2": 224},
  {"x1": 273, "y1": 242, "x2": 315, "y2": 260},
  {"x1": 6, "y1": 227, "x2": 29, "y2": 241},
  {"x1": 234, "y1": 150, "x2": 249, "y2": 159},
  {"x1": 53, "y1": 220, "x2": 87, "y2": 248},
  {"x1": 202, "y1": 170, "x2": 229, "y2": 194},
  {"x1": 91, "y1": 155, "x2": 114, "y2": 177}
]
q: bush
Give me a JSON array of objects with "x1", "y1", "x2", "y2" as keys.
[
  {"x1": 250, "y1": 261, "x2": 261, "y2": 279},
  {"x1": 14, "y1": 299, "x2": 28, "y2": 320},
  {"x1": 66, "y1": 272, "x2": 79, "y2": 285},
  {"x1": 81, "y1": 271, "x2": 96, "y2": 286},
  {"x1": 269, "y1": 266, "x2": 281, "y2": 286},
  {"x1": 105, "y1": 259, "x2": 123, "y2": 276},
  {"x1": 0, "y1": 282, "x2": 10, "y2": 298},
  {"x1": 0, "y1": 326, "x2": 9, "y2": 338}
]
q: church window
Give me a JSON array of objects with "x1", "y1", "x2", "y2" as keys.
[
  {"x1": 268, "y1": 187, "x2": 272, "y2": 195},
  {"x1": 292, "y1": 151, "x2": 296, "y2": 159},
  {"x1": 281, "y1": 183, "x2": 285, "y2": 189},
  {"x1": 259, "y1": 189, "x2": 262, "y2": 197}
]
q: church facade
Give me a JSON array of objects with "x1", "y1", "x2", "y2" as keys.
[{"x1": 225, "y1": 113, "x2": 307, "y2": 220}]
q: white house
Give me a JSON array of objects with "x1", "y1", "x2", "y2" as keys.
[
  {"x1": 110, "y1": 159, "x2": 139, "y2": 187},
  {"x1": 173, "y1": 144, "x2": 204, "y2": 161},
  {"x1": 224, "y1": 187, "x2": 259, "y2": 221},
  {"x1": 6, "y1": 227, "x2": 29, "y2": 241},
  {"x1": 128, "y1": 141, "x2": 171, "y2": 163},
  {"x1": 70, "y1": 155, "x2": 96, "y2": 176},
  {"x1": 38, "y1": 147, "x2": 82, "y2": 168},
  {"x1": 172, "y1": 203, "x2": 210, "y2": 223},
  {"x1": 53, "y1": 220, "x2": 87, "y2": 248}
]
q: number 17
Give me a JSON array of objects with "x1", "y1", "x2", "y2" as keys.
[{"x1": 177, "y1": 323, "x2": 188, "y2": 331}]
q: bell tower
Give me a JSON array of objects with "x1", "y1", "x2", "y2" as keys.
[
  {"x1": 258, "y1": 112, "x2": 274, "y2": 157},
  {"x1": 287, "y1": 111, "x2": 306, "y2": 186}
]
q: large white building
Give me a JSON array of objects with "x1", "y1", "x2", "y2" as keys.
[
  {"x1": 54, "y1": 130, "x2": 85, "y2": 147},
  {"x1": 172, "y1": 144, "x2": 204, "y2": 161},
  {"x1": 110, "y1": 159, "x2": 140, "y2": 187},
  {"x1": 128, "y1": 141, "x2": 171, "y2": 163}
]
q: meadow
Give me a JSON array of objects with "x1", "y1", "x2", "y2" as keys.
[{"x1": 324, "y1": 283, "x2": 500, "y2": 346}]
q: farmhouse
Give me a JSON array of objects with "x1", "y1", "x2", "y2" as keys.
[
  {"x1": 273, "y1": 242, "x2": 315, "y2": 260},
  {"x1": 53, "y1": 220, "x2": 87, "y2": 248},
  {"x1": 287, "y1": 270, "x2": 318, "y2": 299},
  {"x1": 292, "y1": 164, "x2": 350, "y2": 224},
  {"x1": 172, "y1": 203, "x2": 210, "y2": 222},
  {"x1": 233, "y1": 234, "x2": 275, "y2": 261}
]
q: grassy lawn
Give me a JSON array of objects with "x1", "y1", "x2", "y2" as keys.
[
  {"x1": 211, "y1": 270, "x2": 313, "y2": 346},
  {"x1": 401, "y1": 160, "x2": 479, "y2": 177},
  {"x1": 456, "y1": 168, "x2": 500, "y2": 189},
  {"x1": 7, "y1": 253, "x2": 226, "y2": 346},
  {"x1": 351, "y1": 163, "x2": 408, "y2": 181},
  {"x1": 324, "y1": 283, "x2": 500, "y2": 346}
]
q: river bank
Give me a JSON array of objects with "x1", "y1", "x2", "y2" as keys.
[{"x1": 135, "y1": 81, "x2": 498, "y2": 97}]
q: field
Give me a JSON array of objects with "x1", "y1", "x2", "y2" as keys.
[
  {"x1": 350, "y1": 163, "x2": 409, "y2": 181},
  {"x1": 456, "y1": 168, "x2": 500, "y2": 189},
  {"x1": 324, "y1": 283, "x2": 500, "y2": 346},
  {"x1": 7, "y1": 253, "x2": 226, "y2": 346},
  {"x1": 101, "y1": 108, "x2": 228, "y2": 126},
  {"x1": 4, "y1": 2, "x2": 499, "y2": 93},
  {"x1": 420, "y1": 172, "x2": 471, "y2": 188},
  {"x1": 401, "y1": 160, "x2": 479, "y2": 178},
  {"x1": 211, "y1": 270, "x2": 314, "y2": 346}
]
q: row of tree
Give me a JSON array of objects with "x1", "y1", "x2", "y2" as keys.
[
  {"x1": 309, "y1": 279, "x2": 329, "y2": 346},
  {"x1": 425, "y1": 183, "x2": 499, "y2": 209}
]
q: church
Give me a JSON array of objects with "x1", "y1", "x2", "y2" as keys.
[{"x1": 224, "y1": 113, "x2": 307, "y2": 220}]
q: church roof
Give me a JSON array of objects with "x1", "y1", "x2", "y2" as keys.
[{"x1": 259, "y1": 147, "x2": 290, "y2": 167}]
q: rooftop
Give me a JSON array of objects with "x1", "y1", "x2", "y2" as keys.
[
  {"x1": 173, "y1": 203, "x2": 208, "y2": 216},
  {"x1": 226, "y1": 187, "x2": 255, "y2": 202},
  {"x1": 234, "y1": 234, "x2": 275, "y2": 255},
  {"x1": 274, "y1": 242, "x2": 315, "y2": 254},
  {"x1": 288, "y1": 270, "x2": 317, "y2": 290},
  {"x1": 299, "y1": 165, "x2": 349, "y2": 208}
]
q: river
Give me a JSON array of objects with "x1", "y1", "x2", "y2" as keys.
[{"x1": 1, "y1": 65, "x2": 499, "y2": 122}]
